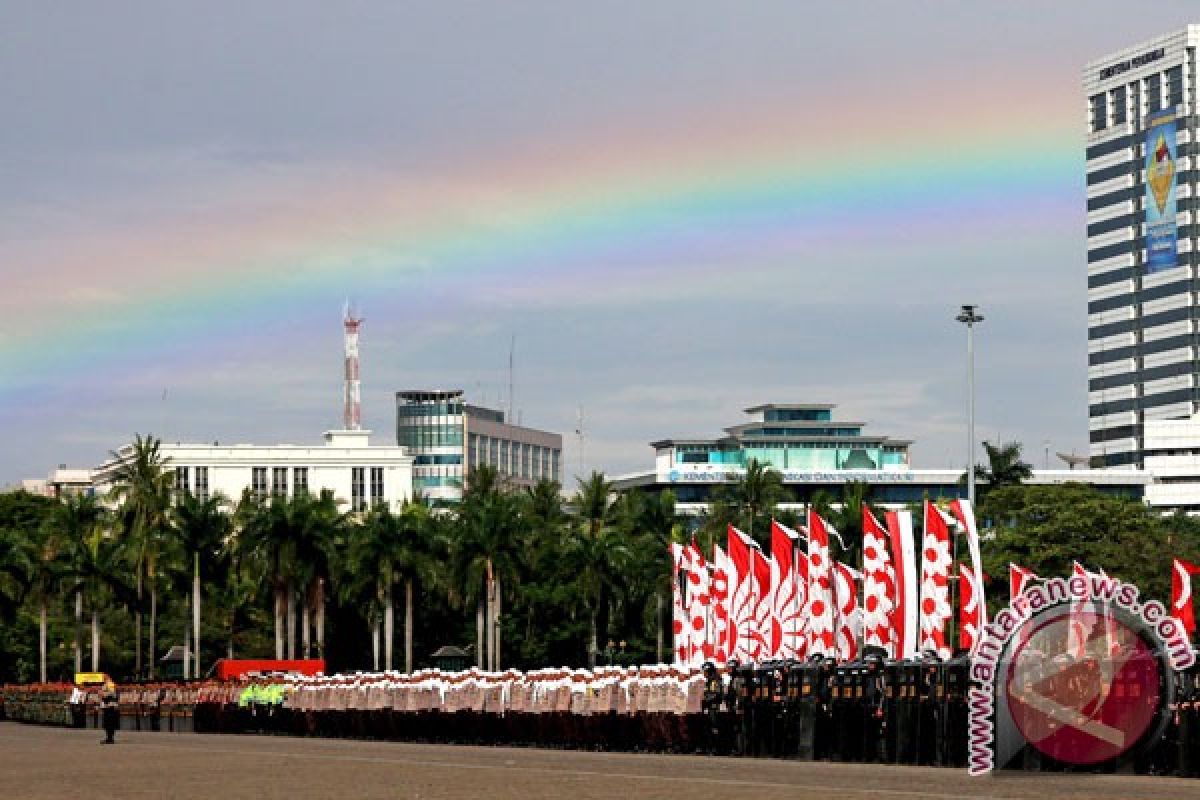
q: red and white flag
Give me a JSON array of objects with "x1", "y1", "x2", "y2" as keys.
[
  {"x1": 750, "y1": 547, "x2": 773, "y2": 660},
  {"x1": 919, "y1": 501, "x2": 953, "y2": 659},
  {"x1": 862, "y1": 508, "x2": 896, "y2": 657},
  {"x1": 885, "y1": 509, "x2": 918, "y2": 659},
  {"x1": 958, "y1": 562, "x2": 984, "y2": 654},
  {"x1": 709, "y1": 544, "x2": 734, "y2": 663},
  {"x1": 807, "y1": 509, "x2": 837, "y2": 658},
  {"x1": 727, "y1": 526, "x2": 764, "y2": 662},
  {"x1": 834, "y1": 561, "x2": 862, "y2": 662},
  {"x1": 1173, "y1": 558, "x2": 1200, "y2": 638},
  {"x1": 949, "y1": 499, "x2": 988, "y2": 641},
  {"x1": 670, "y1": 542, "x2": 690, "y2": 664},
  {"x1": 1067, "y1": 561, "x2": 1092, "y2": 660},
  {"x1": 684, "y1": 541, "x2": 711, "y2": 666},
  {"x1": 1009, "y1": 564, "x2": 1037, "y2": 601},
  {"x1": 770, "y1": 520, "x2": 807, "y2": 659}
]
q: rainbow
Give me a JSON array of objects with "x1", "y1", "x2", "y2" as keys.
[{"x1": 1, "y1": 91, "x2": 1080, "y2": 401}]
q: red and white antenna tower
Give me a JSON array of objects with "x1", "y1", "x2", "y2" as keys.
[{"x1": 343, "y1": 305, "x2": 363, "y2": 430}]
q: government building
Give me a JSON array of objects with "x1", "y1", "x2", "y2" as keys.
[
  {"x1": 396, "y1": 389, "x2": 563, "y2": 505},
  {"x1": 612, "y1": 403, "x2": 1152, "y2": 513}
]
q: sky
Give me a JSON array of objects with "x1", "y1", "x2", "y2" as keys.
[{"x1": 2, "y1": 2, "x2": 1198, "y2": 487}]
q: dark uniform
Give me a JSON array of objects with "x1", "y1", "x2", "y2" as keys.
[
  {"x1": 100, "y1": 686, "x2": 120, "y2": 744},
  {"x1": 701, "y1": 662, "x2": 725, "y2": 755}
]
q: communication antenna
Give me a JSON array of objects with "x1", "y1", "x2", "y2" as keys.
[{"x1": 343, "y1": 302, "x2": 364, "y2": 430}]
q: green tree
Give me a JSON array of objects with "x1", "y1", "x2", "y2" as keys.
[
  {"x1": 60, "y1": 495, "x2": 127, "y2": 673},
  {"x1": 170, "y1": 492, "x2": 232, "y2": 678},
  {"x1": 968, "y1": 440, "x2": 1034, "y2": 499},
  {"x1": 107, "y1": 434, "x2": 174, "y2": 676}
]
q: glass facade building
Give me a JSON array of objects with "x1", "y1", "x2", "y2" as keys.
[{"x1": 396, "y1": 389, "x2": 563, "y2": 504}]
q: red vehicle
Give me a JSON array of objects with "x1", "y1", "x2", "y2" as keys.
[{"x1": 213, "y1": 659, "x2": 325, "y2": 680}]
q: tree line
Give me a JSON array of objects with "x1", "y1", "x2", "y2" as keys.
[{"x1": 3, "y1": 437, "x2": 1200, "y2": 683}]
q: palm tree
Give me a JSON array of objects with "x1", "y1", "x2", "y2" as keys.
[
  {"x1": 612, "y1": 489, "x2": 679, "y2": 662},
  {"x1": 452, "y1": 466, "x2": 524, "y2": 670},
  {"x1": 972, "y1": 440, "x2": 1034, "y2": 494},
  {"x1": 30, "y1": 500, "x2": 82, "y2": 682},
  {"x1": 347, "y1": 502, "x2": 438, "y2": 672},
  {"x1": 235, "y1": 491, "x2": 295, "y2": 659},
  {"x1": 107, "y1": 434, "x2": 173, "y2": 677},
  {"x1": 569, "y1": 472, "x2": 631, "y2": 666},
  {"x1": 170, "y1": 492, "x2": 232, "y2": 679},
  {"x1": 736, "y1": 459, "x2": 787, "y2": 542},
  {"x1": 60, "y1": 495, "x2": 127, "y2": 672},
  {"x1": 0, "y1": 525, "x2": 33, "y2": 628}
]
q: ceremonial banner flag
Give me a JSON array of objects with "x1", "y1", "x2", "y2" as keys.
[
  {"x1": 949, "y1": 499, "x2": 988, "y2": 639},
  {"x1": 1067, "y1": 561, "x2": 1092, "y2": 660},
  {"x1": 710, "y1": 544, "x2": 734, "y2": 662},
  {"x1": 958, "y1": 562, "x2": 984, "y2": 654},
  {"x1": 886, "y1": 509, "x2": 918, "y2": 659},
  {"x1": 670, "y1": 542, "x2": 690, "y2": 664},
  {"x1": 727, "y1": 526, "x2": 760, "y2": 661},
  {"x1": 750, "y1": 547, "x2": 773, "y2": 660},
  {"x1": 862, "y1": 508, "x2": 897, "y2": 657},
  {"x1": 834, "y1": 561, "x2": 862, "y2": 662},
  {"x1": 1009, "y1": 564, "x2": 1037, "y2": 601},
  {"x1": 919, "y1": 501, "x2": 953, "y2": 659},
  {"x1": 1173, "y1": 558, "x2": 1200, "y2": 638},
  {"x1": 771, "y1": 520, "x2": 807, "y2": 659},
  {"x1": 685, "y1": 541, "x2": 711, "y2": 665},
  {"x1": 807, "y1": 509, "x2": 837, "y2": 658}
]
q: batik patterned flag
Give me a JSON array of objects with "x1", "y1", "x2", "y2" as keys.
[
  {"x1": 685, "y1": 541, "x2": 711, "y2": 665},
  {"x1": 919, "y1": 501, "x2": 953, "y2": 659},
  {"x1": 807, "y1": 509, "x2": 837, "y2": 658},
  {"x1": 727, "y1": 526, "x2": 761, "y2": 662},
  {"x1": 670, "y1": 542, "x2": 690, "y2": 664},
  {"x1": 1173, "y1": 559, "x2": 1200, "y2": 638},
  {"x1": 1009, "y1": 564, "x2": 1037, "y2": 602},
  {"x1": 709, "y1": 544, "x2": 734, "y2": 663},
  {"x1": 949, "y1": 499, "x2": 988, "y2": 643},
  {"x1": 834, "y1": 561, "x2": 862, "y2": 662},
  {"x1": 771, "y1": 520, "x2": 807, "y2": 659},
  {"x1": 862, "y1": 508, "x2": 896, "y2": 657},
  {"x1": 958, "y1": 562, "x2": 983, "y2": 654}
]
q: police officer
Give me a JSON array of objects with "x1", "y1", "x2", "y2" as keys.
[
  {"x1": 731, "y1": 662, "x2": 755, "y2": 756},
  {"x1": 700, "y1": 662, "x2": 724, "y2": 755},
  {"x1": 100, "y1": 682, "x2": 120, "y2": 745},
  {"x1": 862, "y1": 654, "x2": 886, "y2": 763},
  {"x1": 813, "y1": 657, "x2": 836, "y2": 760}
]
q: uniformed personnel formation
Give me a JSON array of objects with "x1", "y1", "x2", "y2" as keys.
[{"x1": 5, "y1": 654, "x2": 1200, "y2": 776}]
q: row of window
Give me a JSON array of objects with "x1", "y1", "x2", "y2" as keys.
[
  {"x1": 466, "y1": 433, "x2": 560, "y2": 483},
  {"x1": 174, "y1": 466, "x2": 210, "y2": 500},
  {"x1": 249, "y1": 466, "x2": 310, "y2": 499},
  {"x1": 1090, "y1": 66, "x2": 1186, "y2": 132},
  {"x1": 398, "y1": 423, "x2": 464, "y2": 449},
  {"x1": 350, "y1": 467, "x2": 385, "y2": 511}
]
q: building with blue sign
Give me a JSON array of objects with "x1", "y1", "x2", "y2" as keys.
[{"x1": 612, "y1": 402, "x2": 1152, "y2": 511}]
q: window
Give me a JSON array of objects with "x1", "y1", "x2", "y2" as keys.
[
  {"x1": 252, "y1": 467, "x2": 267, "y2": 500},
  {"x1": 293, "y1": 467, "x2": 308, "y2": 494},
  {"x1": 272, "y1": 467, "x2": 288, "y2": 497},
  {"x1": 1145, "y1": 73, "x2": 1161, "y2": 113},
  {"x1": 531, "y1": 446, "x2": 542, "y2": 480},
  {"x1": 541, "y1": 448, "x2": 551, "y2": 480},
  {"x1": 174, "y1": 466, "x2": 190, "y2": 494},
  {"x1": 500, "y1": 441, "x2": 510, "y2": 475},
  {"x1": 1167, "y1": 66, "x2": 1184, "y2": 108},
  {"x1": 351, "y1": 467, "x2": 366, "y2": 511},
  {"x1": 1111, "y1": 86, "x2": 1127, "y2": 125},
  {"x1": 1090, "y1": 92, "x2": 1108, "y2": 131},
  {"x1": 551, "y1": 450, "x2": 560, "y2": 482},
  {"x1": 195, "y1": 467, "x2": 209, "y2": 501},
  {"x1": 414, "y1": 454, "x2": 463, "y2": 466},
  {"x1": 370, "y1": 467, "x2": 384, "y2": 505},
  {"x1": 489, "y1": 438, "x2": 498, "y2": 466},
  {"x1": 521, "y1": 443, "x2": 531, "y2": 479}
]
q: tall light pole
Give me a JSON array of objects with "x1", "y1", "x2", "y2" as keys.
[{"x1": 956, "y1": 304, "x2": 984, "y2": 506}]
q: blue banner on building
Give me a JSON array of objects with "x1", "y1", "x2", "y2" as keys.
[{"x1": 1145, "y1": 111, "x2": 1178, "y2": 273}]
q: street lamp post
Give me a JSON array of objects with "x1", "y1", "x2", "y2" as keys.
[{"x1": 956, "y1": 304, "x2": 984, "y2": 507}]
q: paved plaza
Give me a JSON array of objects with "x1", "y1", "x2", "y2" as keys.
[{"x1": 3, "y1": 722, "x2": 1200, "y2": 800}]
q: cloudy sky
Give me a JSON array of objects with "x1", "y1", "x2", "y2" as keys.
[{"x1": 2, "y1": 2, "x2": 1197, "y2": 486}]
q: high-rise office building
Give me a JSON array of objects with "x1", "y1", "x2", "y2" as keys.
[
  {"x1": 396, "y1": 389, "x2": 563, "y2": 504},
  {"x1": 1086, "y1": 26, "x2": 1199, "y2": 468}
]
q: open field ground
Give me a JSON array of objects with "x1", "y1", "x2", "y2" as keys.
[{"x1": 3, "y1": 722, "x2": 1200, "y2": 800}]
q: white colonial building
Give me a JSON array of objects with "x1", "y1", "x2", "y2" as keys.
[{"x1": 92, "y1": 429, "x2": 414, "y2": 512}]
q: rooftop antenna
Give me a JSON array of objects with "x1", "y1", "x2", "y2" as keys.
[
  {"x1": 343, "y1": 302, "x2": 364, "y2": 430},
  {"x1": 508, "y1": 334, "x2": 515, "y2": 424}
]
